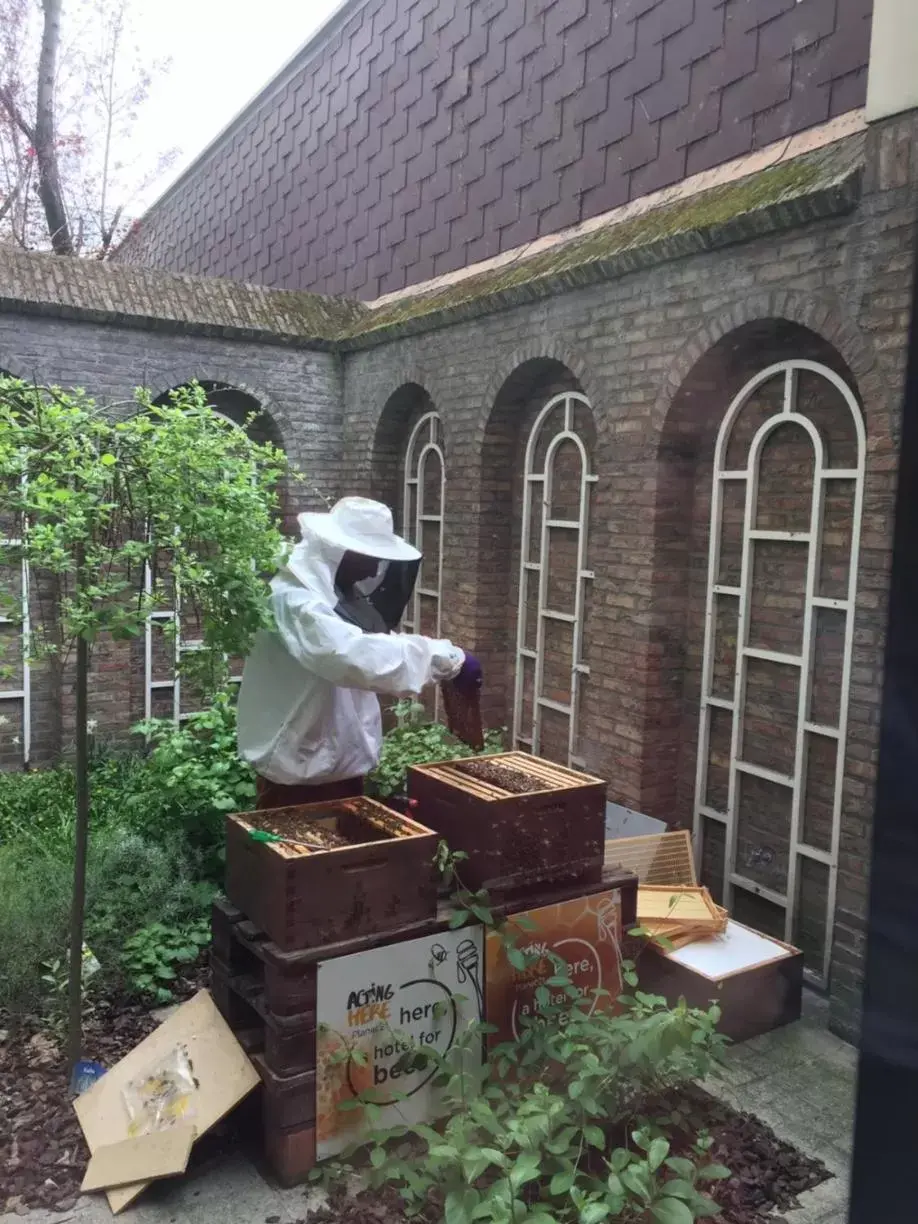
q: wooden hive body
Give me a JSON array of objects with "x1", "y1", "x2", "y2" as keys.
[{"x1": 407, "y1": 752, "x2": 606, "y2": 893}]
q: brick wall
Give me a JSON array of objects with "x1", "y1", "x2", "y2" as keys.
[
  {"x1": 339, "y1": 114, "x2": 917, "y2": 1040},
  {"x1": 2, "y1": 111, "x2": 914, "y2": 1041},
  {"x1": 116, "y1": 0, "x2": 873, "y2": 299},
  {"x1": 0, "y1": 317, "x2": 344, "y2": 762}
]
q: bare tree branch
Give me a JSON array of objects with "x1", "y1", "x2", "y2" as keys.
[
  {"x1": 0, "y1": 0, "x2": 176, "y2": 257},
  {"x1": 33, "y1": 0, "x2": 73, "y2": 255}
]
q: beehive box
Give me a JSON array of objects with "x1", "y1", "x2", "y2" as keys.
[
  {"x1": 225, "y1": 797, "x2": 438, "y2": 952},
  {"x1": 407, "y1": 752, "x2": 606, "y2": 893}
]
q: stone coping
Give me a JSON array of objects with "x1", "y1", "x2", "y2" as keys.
[{"x1": 0, "y1": 127, "x2": 864, "y2": 352}]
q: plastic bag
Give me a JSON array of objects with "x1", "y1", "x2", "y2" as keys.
[{"x1": 122, "y1": 1045, "x2": 197, "y2": 1137}]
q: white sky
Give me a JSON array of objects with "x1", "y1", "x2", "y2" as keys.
[{"x1": 129, "y1": 0, "x2": 342, "y2": 208}]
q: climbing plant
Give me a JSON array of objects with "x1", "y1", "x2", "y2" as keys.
[{"x1": 0, "y1": 374, "x2": 287, "y2": 1068}]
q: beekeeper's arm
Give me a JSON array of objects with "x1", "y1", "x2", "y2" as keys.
[{"x1": 273, "y1": 584, "x2": 464, "y2": 695}]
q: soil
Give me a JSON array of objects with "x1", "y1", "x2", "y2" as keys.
[
  {"x1": 452, "y1": 759, "x2": 550, "y2": 794},
  {"x1": 0, "y1": 958, "x2": 209, "y2": 1216},
  {"x1": 295, "y1": 1084, "x2": 831, "y2": 1224}
]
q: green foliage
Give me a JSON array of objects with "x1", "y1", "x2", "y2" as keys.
[
  {"x1": 133, "y1": 691, "x2": 256, "y2": 868},
  {"x1": 121, "y1": 918, "x2": 211, "y2": 1004},
  {"x1": 0, "y1": 376, "x2": 287, "y2": 691},
  {"x1": 317, "y1": 883, "x2": 730, "y2": 1223},
  {"x1": 367, "y1": 701, "x2": 504, "y2": 798},
  {"x1": 0, "y1": 823, "x2": 216, "y2": 1015}
]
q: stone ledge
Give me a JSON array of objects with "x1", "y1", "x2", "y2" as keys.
[
  {"x1": 0, "y1": 251, "x2": 366, "y2": 347},
  {"x1": 0, "y1": 132, "x2": 864, "y2": 352},
  {"x1": 341, "y1": 133, "x2": 865, "y2": 349}
]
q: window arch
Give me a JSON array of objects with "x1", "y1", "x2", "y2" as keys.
[
  {"x1": 693, "y1": 359, "x2": 865, "y2": 985},
  {"x1": 400, "y1": 411, "x2": 445, "y2": 642},
  {"x1": 514, "y1": 391, "x2": 596, "y2": 766}
]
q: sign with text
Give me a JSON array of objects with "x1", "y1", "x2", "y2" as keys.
[
  {"x1": 315, "y1": 926, "x2": 484, "y2": 1158},
  {"x1": 485, "y1": 889, "x2": 622, "y2": 1047}
]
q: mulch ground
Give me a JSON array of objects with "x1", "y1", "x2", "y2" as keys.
[
  {"x1": 2, "y1": 976, "x2": 831, "y2": 1222},
  {"x1": 300, "y1": 1086, "x2": 831, "y2": 1224},
  {"x1": 0, "y1": 961, "x2": 208, "y2": 1215}
]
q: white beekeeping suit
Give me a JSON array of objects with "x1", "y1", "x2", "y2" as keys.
[{"x1": 237, "y1": 497, "x2": 464, "y2": 786}]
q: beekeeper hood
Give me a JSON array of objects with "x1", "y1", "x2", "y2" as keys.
[
  {"x1": 289, "y1": 497, "x2": 422, "y2": 632},
  {"x1": 236, "y1": 498, "x2": 464, "y2": 786}
]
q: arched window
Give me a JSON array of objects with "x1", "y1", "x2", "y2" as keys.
[
  {"x1": 401, "y1": 411, "x2": 445, "y2": 642},
  {"x1": 514, "y1": 391, "x2": 596, "y2": 766},
  {"x1": 694, "y1": 359, "x2": 865, "y2": 985}
]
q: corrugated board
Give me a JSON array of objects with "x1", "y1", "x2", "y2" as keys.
[{"x1": 73, "y1": 990, "x2": 259, "y2": 1214}]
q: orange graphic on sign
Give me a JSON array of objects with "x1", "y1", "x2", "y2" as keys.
[
  {"x1": 315, "y1": 1029, "x2": 373, "y2": 1143},
  {"x1": 485, "y1": 889, "x2": 622, "y2": 1049}
]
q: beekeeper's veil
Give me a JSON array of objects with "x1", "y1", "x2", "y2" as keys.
[{"x1": 286, "y1": 497, "x2": 421, "y2": 632}]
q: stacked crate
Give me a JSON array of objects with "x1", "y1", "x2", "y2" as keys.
[
  {"x1": 212, "y1": 796, "x2": 440, "y2": 1185},
  {"x1": 213, "y1": 763, "x2": 636, "y2": 1185}
]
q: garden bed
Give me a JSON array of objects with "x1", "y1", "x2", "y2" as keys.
[
  {"x1": 304, "y1": 1085, "x2": 831, "y2": 1224},
  {"x1": 1, "y1": 994, "x2": 831, "y2": 1224}
]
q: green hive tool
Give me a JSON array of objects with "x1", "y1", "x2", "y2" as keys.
[{"x1": 248, "y1": 828, "x2": 325, "y2": 851}]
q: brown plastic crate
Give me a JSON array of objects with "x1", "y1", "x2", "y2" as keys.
[
  {"x1": 263, "y1": 1118, "x2": 316, "y2": 1186},
  {"x1": 211, "y1": 955, "x2": 316, "y2": 1076},
  {"x1": 253, "y1": 1054, "x2": 316, "y2": 1131},
  {"x1": 407, "y1": 752, "x2": 606, "y2": 892},
  {"x1": 225, "y1": 797, "x2": 439, "y2": 952},
  {"x1": 211, "y1": 898, "x2": 317, "y2": 1017}
]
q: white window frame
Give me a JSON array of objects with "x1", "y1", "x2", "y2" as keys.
[
  {"x1": 0, "y1": 531, "x2": 30, "y2": 764},
  {"x1": 513, "y1": 391, "x2": 596, "y2": 767},
  {"x1": 693, "y1": 359, "x2": 866, "y2": 986},
  {"x1": 401, "y1": 411, "x2": 445, "y2": 640}
]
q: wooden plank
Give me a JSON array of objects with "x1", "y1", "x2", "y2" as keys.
[
  {"x1": 637, "y1": 885, "x2": 722, "y2": 926},
  {"x1": 73, "y1": 991, "x2": 259, "y2": 1214},
  {"x1": 80, "y1": 1125, "x2": 195, "y2": 1193},
  {"x1": 604, "y1": 831, "x2": 697, "y2": 887}
]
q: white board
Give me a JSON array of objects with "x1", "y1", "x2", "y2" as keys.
[
  {"x1": 315, "y1": 926, "x2": 484, "y2": 1159},
  {"x1": 664, "y1": 921, "x2": 795, "y2": 980}
]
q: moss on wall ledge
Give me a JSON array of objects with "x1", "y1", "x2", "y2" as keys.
[
  {"x1": 0, "y1": 133, "x2": 864, "y2": 351},
  {"x1": 0, "y1": 250, "x2": 367, "y2": 347},
  {"x1": 342, "y1": 133, "x2": 865, "y2": 348}
]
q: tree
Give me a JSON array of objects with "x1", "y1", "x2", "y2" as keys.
[
  {"x1": 0, "y1": 0, "x2": 177, "y2": 256},
  {"x1": 0, "y1": 376, "x2": 287, "y2": 1069}
]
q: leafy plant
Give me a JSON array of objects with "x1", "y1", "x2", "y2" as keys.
[
  {"x1": 134, "y1": 690, "x2": 256, "y2": 871},
  {"x1": 0, "y1": 822, "x2": 215, "y2": 1016},
  {"x1": 367, "y1": 700, "x2": 504, "y2": 799},
  {"x1": 316, "y1": 864, "x2": 730, "y2": 1223},
  {"x1": 120, "y1": 918, "x2": 211, "y2": 1004},
  {"x1": 0, "y1": 375, "x2": 287, "y2": 1063}
]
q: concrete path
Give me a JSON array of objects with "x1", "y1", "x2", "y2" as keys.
[
  {"x1": 705, "y1": 990, "x2": 855, "y2": 1224},
  {"x1": 5, "y1": 990, "x2": 855, "y2": 1224}
]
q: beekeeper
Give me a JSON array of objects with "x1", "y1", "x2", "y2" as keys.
[{"x1": 237, "y1": 496, "x2": 481, "y2": 809}]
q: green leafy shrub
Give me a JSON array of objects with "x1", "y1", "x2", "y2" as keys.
[
  {"x1": 121, "y1": 919, "x2": 212, "y2": 1004},
  {"x1": 134, "y1": 691, "x2": 256, "y2": 872},
  {"x1": 317, "y1": 876, "x2": 729, "y2": 1224},
  {"x1": 0, "y1": 825, "x2": 216, "y2": 1016},
  {"x1": 367, "y1": 701, "x2": 504, "y2": 798}
]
